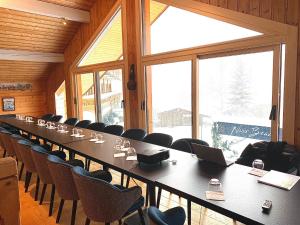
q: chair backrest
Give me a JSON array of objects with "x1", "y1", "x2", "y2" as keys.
[
  {"x1": 31, "y1": 145, "x2": 54, "y2": 184},
  {"x1": 148, "y1": 206, "x2": 186, "y2": 225},
  {"x1": 17, "y1": 140, "x2": 36, "y2": 173},
  {"x1": 121, "y1": 129, "x2": 147, "y2": 141},
  {"x1": 41, "y1": 114, "x2": 54, "y2": 121},
  {"x1": 64, "y1": 118, "x2": 79, "y2": 126},
  {"x1": 9, "y1": 134, "x2": 24, "y2": 161},
  {"x1": 0, "y1": 130, "x2": 15, "y2": 157},
  {"x1": 47, "y1": 155, "x2": 79, "y2": 200},
  {"x1": 87, "y1": 122, "x2": 106, "y2": 132},
  {"x1": 49, "y1": 115, "x2": 63, "y2": 122},
  {"x1": 75, "y1": 120, "x2": 92, "y2": 128},
  {"x1": 143, "y1": 133, "x2": 173, "y2": 148},
  {"x1": 72, "y1": 166, "x2": 141, "y2": 223},
  {"x1": 171, "y1": 138, "x2": 209, "y2": 154},
  {"x1": 103, "y1": 125, "x2": 124, "y2": 136}
]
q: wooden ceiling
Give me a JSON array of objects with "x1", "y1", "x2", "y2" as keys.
[{"x1": 0, "y1": 0, "x2": 96, "y2": 81}]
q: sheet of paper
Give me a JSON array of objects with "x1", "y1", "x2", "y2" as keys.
[
  {"x1": 114, "y1": 153, "x2": 126, "y2": 158},
  {"x1": 205, "y1": 191, "x2": 225, "y2": 201},
  {"x1": 126, "y1": 156, "x2": 137, "y2": 161},
  {"x1": 248, "y1": 168, "x2": 267, "y2": 177}
]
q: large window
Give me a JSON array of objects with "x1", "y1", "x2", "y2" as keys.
[
  {"x1": 143, "y1": 0, "x2": 261, "y2": 55},
  {"x1": 79, "y1": 9, "x2": 123, "y2": 66},
  {"x1": 146, "y1": 61, "x2": 192, "y2": 140},
  {"x1": 55, "y1": 81, "x2": 67, "y2": 121}
]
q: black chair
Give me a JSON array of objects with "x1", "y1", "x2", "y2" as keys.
[
  {"x1": 87, "y1": 122, "x2": 106, "y2": 132},
  {"x1": 47, "y1": 155, "x2": 112, "y2": 225},
  {"x1": 171, "y1": 138, "x2": 209, "y2": 154},
  {"x1": 41, "y1": 114, "x2": 54, "y2": 121},
  {"x1": 72, "y1": 166, "x2": 145, "y2": 225},
  {"x1": 49, "y1": 115, "x2": 63, "y2": 123},
  {"x1": 103, "y1": 125, "x2": 124, "y2": 136},
  {"x1": 143, "y1": 133, "x2": 173, "y2": 148},
  {"x1": 148, "y1": 206, "x2": 186, "y2": 225},
  {"x1": 64, "y1": 118, "x2": 79, "y2": 126},
  {"x1": 75, "y1": 120, "x2": 92, "y2": 128},
  {"x1": 121, "y1": 128, "x2": 147, "y2": 141}
]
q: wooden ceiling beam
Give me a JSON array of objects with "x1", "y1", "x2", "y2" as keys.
[
  {"x1": 0, "y1": 49, "x2": 64, "y2": 62},
  {"x1": 0, "y1": 0, "x2": 90, "y2": 23}
]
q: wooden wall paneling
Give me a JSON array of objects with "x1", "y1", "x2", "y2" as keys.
[
  {"x1": 198, "y1": 0, "x2": 209, "y2": 4},
  {"x1": 249, "y1": 0, "x2": 260, "y2": 17},
  {"x1": 272, "y1": 0, "x2": 286, "y2": 23},
  {"x1": 0, "y1": 81, "x2": 47, "y2": 116},
  {"x1": 260, "y1": 0, "x2": 272, "y2": 20},
  {"x1": 209, "y1": 0, "x2": 218, "y2": 7},
  {"x1": 286, "y1": 0, "x2": 299, "y2": 26},
  {"x1": 38, "y1": 0, "x2": 96, "y2": 11},
  {"x1": 227, "y1": 0, "x2": 237, "y2": 11},
  {"x1": 237, "y1": 0, "x2": 250, "y2": 14},
  {"x1": 218, "y1": 0, "x2": 227, "y2": 8}
]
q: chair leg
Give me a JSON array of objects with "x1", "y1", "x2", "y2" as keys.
[
  {"x1": 71, "y1": 200, "x2": 78, "y2": 225},
  {"x1": 138, "y1": 208, "x2": 146, "y2": 225},
  {"x1": 35, "y1": 176, "x2": 40, "y2": 201},
  {"x1": 19, "y1": 163, "x2": 24, "y2": 181},
  {"x1": 187, "y1": 200, "x2": 191, "y2": 225},
  {"x1": 25, "y1": 172, "x2": 32, "y2": 192},
  {"x1": 2, "y1": 150, "x2": 6, "y2": 157},
  {"x1": 145, "y1": 185, "x2": 149, "y2": 207},
  {"x1": 85, "y1": 218, "x2": 91, "y2": 225},
  {"x1": 40, "y1": 184, "x2": 47, "y2": 205},
  {"x1": 120, "y1": 173, "x2": 124, "y2": 186},
  {"x1": 49, "y1": 185, "x2": 55, "y2": 216},
  {"x1": 126, "y1": 176, "x2": 130, "y2": 188},
  {"x1": 56, "y1": 199, "x2": 65, "y2": 223},
  {"x1": 85, "y1": 158, "x2": 90, "y2": 171},
  {"x1": 105, "y1": 223, "x2": 110, "y2": 225},
  {"x1": 156, "y1": 187, "x2": 162, "y2": 208}
]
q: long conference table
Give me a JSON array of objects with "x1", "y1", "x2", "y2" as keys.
[{"x1": 1, "y1": 116, "x2": 300, "y2": 225}]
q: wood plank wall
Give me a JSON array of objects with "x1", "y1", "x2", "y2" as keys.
[
  {"x1": 0, "y1": 80, "x2": 46, "y2": 117},
  {"x1": 47, "y1": 0, "x2": 300, "y2": 146}
]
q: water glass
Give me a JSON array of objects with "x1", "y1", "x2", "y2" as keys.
[
  {"x1": 72, "y1": 128, "x2": 78, "y2": 136},
  {"x1": 46, "y1": 121, "x2": 51, "y2": 128},
  {"x1": 252, "y1": 159, "x2": 264, "y2": 170},
  {"x1": 208, "y1": 178, "x2": 222, "y2": 193},
  {"x1": 127, "y1": 147, "x2": 137, "y2": 157},
  {"x1": 90, "y1": 132, "x2": 97, "y2": 140},
  {"x1": 97, "y1": 134, "x2": 103, "y2": 142},
  {"x1": 114, "y1": 138, "x2": 123, "y2": 150},
  {"x1": 123, "y1": 140, "x2": 131, "y2": 150},
  {"x1": 77, "y1": 129, "x2": 83, "y2": 136}
]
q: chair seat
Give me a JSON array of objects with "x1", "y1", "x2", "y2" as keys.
[
  {"x1": 114, "y1": 185, "x2": 145, "y2": 216},
  {"x1": 67, "y1": 159, "x2": 85, "y2": 168}
]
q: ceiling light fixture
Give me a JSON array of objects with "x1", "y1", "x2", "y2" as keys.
[{"x1": 61, "y1": 17, "x2": 68, "y2": 26}]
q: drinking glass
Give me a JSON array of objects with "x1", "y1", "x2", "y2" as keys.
[
  {"x1": 208, "y1": 178, "x2": 222, "y2": 192},
  {"x1": 127, "y1": 147, "x2": 137, "y2": 158},
  {"x1": 77, "y1": 129, "x2": 83, "y2": 137},
  {"x1": 72, "y1": 128, "x2": 78, "y2": 136},
  {"x1": 252, "y1": 159, "x2": 264, "y2": 170},
  {"x1": 114, "y1": 138, "x2": 123, "y2": 150},
  {"x1": 46, "y1": 121, "x2": 51, "y2": 128},
  {"x1": 90, "y1": 132, "x2": 97, "y2": 140},
  {"x1": 96, "y1": 134, "x2": 104, "y2": 143},
  {"x1": 123, "y1": 140, "x2": 131, "y2": 151}
]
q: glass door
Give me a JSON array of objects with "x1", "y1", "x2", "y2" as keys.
[
  {"x1": 77, "y1": 72, "x2": 96, "y2": 121},
  {"x1": 198, "y1": 50, "x2": 278, "y2": 160},
  {"x1": 95, "y1": 69, "x2": 124, "y2": 126}
]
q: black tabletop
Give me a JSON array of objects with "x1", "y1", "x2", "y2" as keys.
[{"x1": 156, "y1": 159, "x2": 300, "y2": 225}]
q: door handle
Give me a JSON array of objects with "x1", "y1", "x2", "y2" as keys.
[
  {"x1": 141, "y1": 101, "x2": 145, "y2": 111},
  {"x1": 121, "y1": 100, "x2": 125, "y2": 108},
  {"x1": 269, "y1": 105, "x2": 277, "y2": 120}
]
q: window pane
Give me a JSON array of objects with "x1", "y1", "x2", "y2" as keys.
[
  {"x1": 79, "y1": 73, "x2": 96, "y2": 122},
  {"x1": 146, "y1": 61, "x2": 192, "y2": 140},
  {"x1": 199, "y1": 51, "x2": 273, "y2": 160},
  {"x1": 55, "y1": 81, "x2": 67, "y2": 121},
  {"x1": 143, "y1": 0, "x2": 261, "y2": 55},
  {"x1": 97, "y1": 69, "x2": 124, "y2": 126},
  {"x1": 79, "y1": 9, "x2": 123, "y2": 66}
]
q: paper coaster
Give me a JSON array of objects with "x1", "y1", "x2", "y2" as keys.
[
  {"x1": 126, "y1": 156, "x2": 137, "y2": 161},
  {"x1": 95, "y1": 140, "x2": 105, "y2": 144},
  {"x1": 89, "y1": 139, "x2": 98, "y2": 142},
  {"x1": 37, "y1": 124, "x2": 46, "y2": 127},
  {"x1": 114, "y1": 153, "x2": 126, "y2": 158},
  {"x1": 47, "y1": 127, "x2": 56, "y2": 130},
  {"x1": 249, "y1": 168, "x2": 267, "y2": 177},
  {"x1": 205, "y1": 191, "x2": 225, "y2": 201}
]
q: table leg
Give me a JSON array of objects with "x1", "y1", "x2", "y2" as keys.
[{"x1": 148, "y1": 183, "x2": 156, "y2": 206}]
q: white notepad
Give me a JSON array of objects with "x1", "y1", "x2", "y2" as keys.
[{"x1": 258, "y1": 170, "x2": 300, "y2": 190}]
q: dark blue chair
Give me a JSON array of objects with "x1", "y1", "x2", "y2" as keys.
[
  {"x1": 72, "y1": 166, "x2": 145, "y2": 225},
  {"x1": 121, "y1": 128, "x2": 147, "y2": 141},
  {"x1": 143, "y1": 133, "x2": 173, "y2": 148},
  {"x1": 49, "y1": 115, "x2": 63, "y2": 122},
  {"x1": 75, "y1": 120, "x2": 92, "y2": 128},
  {"x1": 64, "y1": 118, "x2": 79, "y2": 126},
  {"x1": 171, "y1": 138, "x2": 209, "y2": 154},
  {"x1": 41, "y1": 114, "x2": 54, "y2": 121},
  {"x1": 103, "y1": 125, "x2": 124, "y2": 136},
  {"x1": 87, "y1": 122, "x2": 106, "y2": 132},
  {"x1": 148, "y1": 206, "x2": 186, "y2": 225}
]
